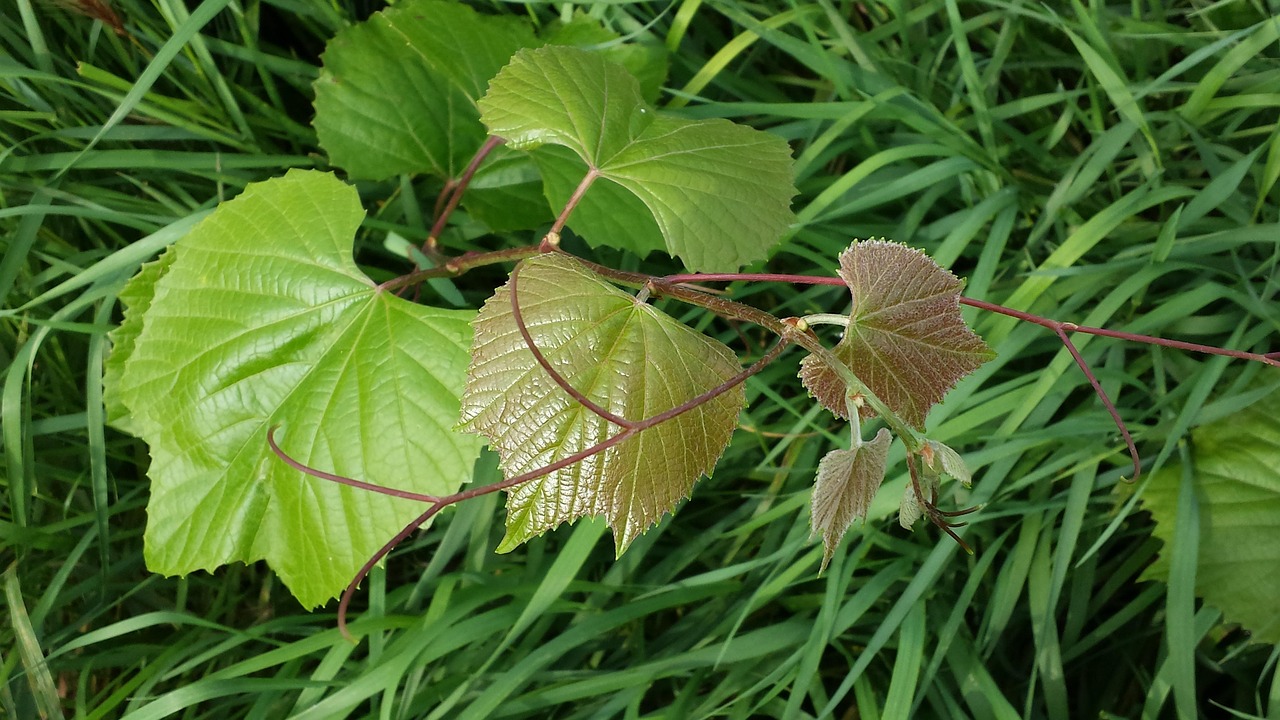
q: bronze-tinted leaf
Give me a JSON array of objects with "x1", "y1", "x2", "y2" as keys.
[
  {"x1": 458, "y1": 254, "x2": 744, "y2": 553},
  {"x1": 811, "y1": 428, "x2": 893, "y2": 571},
  {"x1": 800, "y1": 240, "x2": 993, "y2": 430}
]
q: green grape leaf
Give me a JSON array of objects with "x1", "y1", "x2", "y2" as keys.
[
  {"x1": 458, "y1": 254, "x2": 744, "y2": 553},
  {"x1": 313, "y1": 0, "x2": 536, "y2": 180},
  {"x1": 105, "y1": 170, "x2": 483, "y2": 608},
  {"x1": 544, "y1": 13, "x2": 669, "y2": 104},
  {"x1": 531, "y1": 145, "x2": 664, "y2": 257},
  {"x1": 1141, "y1": 386, "x2": 1280, "y2": 644},
  {"x1": 479, "y1": 46, "x2": 796, "y2": 272},
  {"x1": 800, "y1": 240, "x2": 993, "y2": 430},
  {"x1": 104, "y1": 247, "x2": 177, "y2": 437},
  {"x1": 811, "y1": 428, "x2": 892, "y2": 570}
]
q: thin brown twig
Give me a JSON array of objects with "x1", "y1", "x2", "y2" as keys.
[
  {"x1": 960, "y1": 297, "x2": 1280, "y2": 368},
  {"x1": 423, "y1": 136, "x2": 506, "y2": 252},
  {"x1": 1052, "y1": 326, "x2": 1141, "y2": 481},
  {"x1": 659, "y1": 270, "x2": 1279, "y2": 482},
  {"x1": 378, "y1": 243, "x2": 545, "y2": 294},
  {"x1": 267, "y1": 426, "x2": 442, "y2": 503}
]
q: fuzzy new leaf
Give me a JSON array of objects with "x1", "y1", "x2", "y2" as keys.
[
  {"x1": 922, "y1": 439, "x2": 972, "y2": 486},
  {"x1": 458, "y1": 254, "x2": 744, "y2": 553},
  {"x1": 105, "y1": 170, "x2": 483, "y2": 607},
  {"x1": 479, "y1": 46, "x2": 796, "y2": 272},
  {"x1": 801, "y1": 240, "x2": 993, "y2": 430},
  {"x1": 811, "y1": 428, "x2": 892, "y2": 570}
]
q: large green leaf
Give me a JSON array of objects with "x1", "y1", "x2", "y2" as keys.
[
  {"x1": 800, "y1": 240, "x2": 993, "y2": 430},
  {"x1": 1142, "y1": 386, "x2": 1280, "y2": 644},
  {"x1": 103, "y1": 247, "x2": 176, "y2": 437},
  {"x1": 531, "y1": 145, "x2": 664, "y2": 257},
  {"x1": 543, "y1": 13, "x2": 669, "y2": 104},
  {"x1": 458, "y1": 254, "x2": 744, "y2": 553},
  {"x1": 106, "y1": 170, "x2": 483, "y2": 607},
  {"x1": 313, "y1": 0, "x2": 536, "y2": 179},
  {"x1": 478, "y1": 46, "x2": 797, "y2": 272}
]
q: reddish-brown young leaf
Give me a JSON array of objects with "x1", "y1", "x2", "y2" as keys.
[
  {"x1": 800, "y1": 240, "x2": 993, "y2": 430},
  {"x1": 811, "y1": 428, "x2": 893, "y2": 570}
]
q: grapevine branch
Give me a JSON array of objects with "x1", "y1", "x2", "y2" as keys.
[
  {"x1": 269, "y1": 335, "x2": 791, "y2": 639},
  {"x1": 664, "y1": 271, "x2": 1280, "y2": 482},
  {"x1": 413, "y1": 141, "x2": 1280, "y2": 481},
  {"x1": 275, "y1": 149, "x2": 1279, "y2": 636},
  {"x1": 423, "y1": 135, "x2": 505, "y2": 252},
  {"x1": 356, "y1": 239, "x2": 1276, "y2": 597}
]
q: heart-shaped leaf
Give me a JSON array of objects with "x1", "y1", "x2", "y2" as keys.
[
  {"x1": 313, "y1": 0, "x2": 536, "y2": 180},
  {"x1": 800, "y1": 240, "x2": 993, "y2": 430},
  {"x1": 105, "y1": 169, "x2": 483, "y2": 607},
  {"x1": 811, "y1": 428, "x2": 893, "y2": 570},
  {"x1": 457, "y1": 254, "x2": 744, "y2": 552},
  {"x1": 479, "y1": 46, "x2": 796, "y2": 272}
]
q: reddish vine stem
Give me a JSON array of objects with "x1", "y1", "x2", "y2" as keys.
[
  {"x1": 270, "y1": 337, "x2": 791, "y2": 639},
  {"x1": 422, "y1": 136, "x2": 506, "y2": 253},
  {"x1": 266, "y1": 427, "x2": 442, "y2": 503},
  {"x1": 379, "y1": 244, "x2": 544, "y2": 294},
  {"x1": 666, "y1": 272, "x2": 1280, "y2": 368},
  {"x1": 907, "y1": 456, "x2": 976, "y2": 554},
  {"x1": 1052, "y1": 326, "x2": 1142, "y2": 480},
  {"x1": 958, "y1": 297, "x2": 1280, "y2": 368},
  {"x1": 551, "y1": 169, "x2": 600, "y2": 237},
  {"x1": 662, "y1": 269, "x2": 1280, "y2": 481},
  {"x1": 509, "y1": 261, "x2": 635, "y2": 428},
  {"x1": 336, "y1": 501, "x2": 445, "y2": 640}
]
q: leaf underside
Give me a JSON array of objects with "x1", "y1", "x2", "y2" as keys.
[
  {"x1": 800, "y1": 240, "x2": 993, "y2": 430},
  {"x1": 811, "y1": 428, "x2": 893, "y2": 570},
  {"x1": 1142, "y1": 385, "x2": 1280, "y2": 644},
  {"x1": 479, "y1": 45, "x2": 797, "y2": 272},
  {"x1": 105, "y1": 169, "x2": 483, "y2": 607},
  {"x1": 458, "y1": 254, "x2": 745, "y2": 553}
]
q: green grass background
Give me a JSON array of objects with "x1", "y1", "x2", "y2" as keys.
[{"x1": 3, "y1": 0, "x2": 1280, "y2": 717}]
